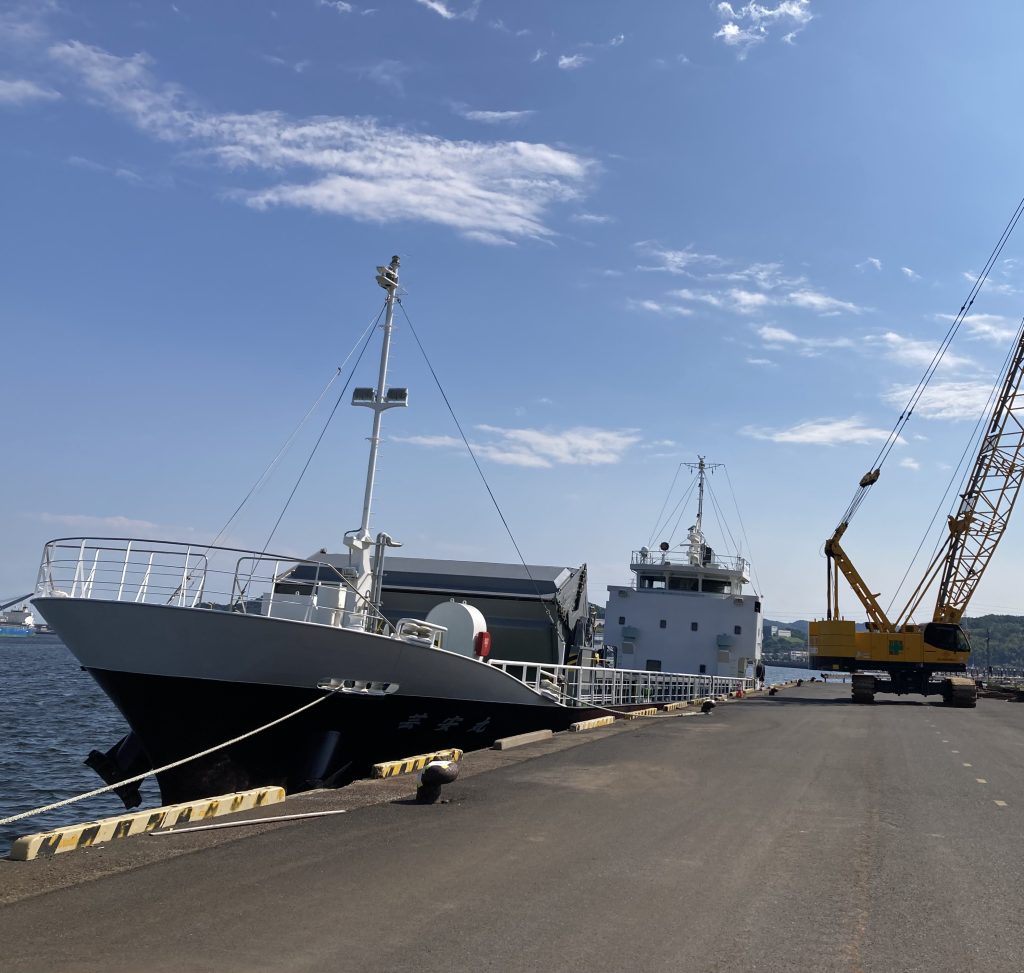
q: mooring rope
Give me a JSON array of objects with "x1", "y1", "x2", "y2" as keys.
[{"x1": 0, "y1": 686, "x2": 345, "y2": 828}]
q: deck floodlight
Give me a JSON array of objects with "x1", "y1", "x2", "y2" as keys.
[
  {"x1": 385, "y1": 387, "x2": 409, "y2": 405},
  {"x1": 352, "y1": 387, "x2": 375, "y2": 404}
]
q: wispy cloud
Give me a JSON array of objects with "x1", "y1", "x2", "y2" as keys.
[
  {"x1": 756, "y1": 325, "x2": 852, "y2": 356},
  {"x1": 531, "y1": 49, "x2": 546, "y2": 63},
  {"x1": 396, "y1": 426, "x2": 642, "y2": 467},
  {"x1": 935, "y1": 312, "x2": 1019, "y2": 344},
  {"x1": 869, "y1": 331, "x2": 972, "y2": 370},
  {"x1": 570, "y1": 212, "x2": 613, "y2": 224},
  {"x1": 743, "y1": 416, "x2": 894, "y2": 446},
  {"x1": 558, "y1": 54, "x2": 590, "y2": 70},
  {"x1": 359, "y1": 58, "x2": 411, "y2": 94},
  {"x1": 0, "y1": 78, "x2": 60, "y2": 104},
  {"x1": 628, "y1": 298, "x2": 693, "y2": 317},
  {"x1": 882, "y1": 381, "x2": 993, "y2": 421},
  {"x1": 901, "y1": 266, "x2": 920, "y2": 280},
  {"x1": 637, "y1": 243, "x2": 725, "y2": 275},
  {"x1": 856, "y1": 257, "x2": 882, "y2": 272},
  {"x1": 67, "y1": 154, "x2": 145, "y2": 184},
  {"x1": 899, "y1": 457, "x2": 920, "y2": 471},
  {"x1": 35, "y1": 512, "x2": 165, "y2": 532},
  {"x1": 262, "y1": 54, "x2": 312, "y2": 74},
  {"x1": 317, "y1": 0, "x2": 354, "y2": 12},
  {"x1": 714, "y1": 1, "x2": 814, "y2": 58},
  {"x1": 49, "y1": 42, "x2": 593, "y2": 245},
  {"x1": 458, "y1": 107, "x2": 534, "y2": 124},
  {"x1": 414, "y1": 0, "x2": 480, "y2": 20}
]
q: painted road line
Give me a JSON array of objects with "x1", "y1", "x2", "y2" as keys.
[
  {"x1": 977, "y1": 779, "x2": 988, "y2": 784},
  {"x1": 569, "y1": 715, "x2": 617, "y2": 732},
  {"x1": 622, "y1": 708, "x2": 659, "y2": 721},
  {"x1": 371, "y1": 748, "x2": 463, "y2": 780},
  {"x1": 493, "y1": 729, "x2": 553, "y2": 751},
  {"x1": 963, "y1": 763, "x2": 972, "y2": 767},
  {"x1": 10, "y1": 787, "x2": 285, "y2": 862},
  {"x1": 994, "y1": 800, "x2": 1008, "y2": 807}
]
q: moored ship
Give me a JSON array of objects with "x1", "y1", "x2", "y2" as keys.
[{"x1": 33, "y1": 257, "x2": 751, "y2": 809}]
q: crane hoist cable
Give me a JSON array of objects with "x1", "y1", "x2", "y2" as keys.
[{"x1": 834, "y1": 194, "x2": 1024, "y2": 533}]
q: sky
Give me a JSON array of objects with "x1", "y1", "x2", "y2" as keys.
[{"x1": 4, "y1": 0, "x2": 1024, "y2": 624}]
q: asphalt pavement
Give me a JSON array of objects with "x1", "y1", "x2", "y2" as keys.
[{"x1": 3, "y1": 684, "x2": 1024, "y2": 973}]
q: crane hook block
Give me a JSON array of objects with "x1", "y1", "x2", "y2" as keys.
[{"x1": 859, "y1": 468, "x2": 881, "y2": 488}]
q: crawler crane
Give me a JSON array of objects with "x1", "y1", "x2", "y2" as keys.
[{"x1": 810, "y1": 220, "x2": 1024, "y2": 705}]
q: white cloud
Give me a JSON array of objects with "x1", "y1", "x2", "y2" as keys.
[
  {"x1": 49, "y1": 42, "x2": 592, "y2": 245},
  {"x1": 318, "y1": 0, "x2": 353, "y2": 12},
  {"x1": 899, "y1": 457, "x2": 920, "y2": 471},
  {"x1": 901, "y1": 266, "x2": 920, "y2": 280},
  {"x1": 67, "y1": 155, "x2": 144, "y2": 184},
  {"x1": 788, "y1": 289, "x2": 863, "y2": 315},
  {"x1": 756, "y1": 324, "x2": 852, "y2": 356},
  {"x1": 397, "y1": 426, "x2": 643, "y2": 467},
  {"x1": 856, "y1": 257, "x2": 882, "y2": 272},
  {"x1": 745, "y1": 357, "x2": 776, "y2": 366},
  {"x1": 636, "y1": 242, "x2": 724, "y2": 275},
  {"x1": 743, "y1": 416, "x2": 894, "y2": 446},
  {"x1": 361, "y1": 59, "x2": 411, "y2": 94},
  {"x1": 882, "y1": 381, "x2": 993, "y2": 421},
  {"x1": 628, "y1": 298, "x2": 693, "y2": 317},
  {"x1": 714, "y1": 0, "x2": 812, "y2": 57},
  {"x1": 459, "y1": 108, "x2": 534, "y2": 124},
  {"x1": 531, "y1": 49, "x2": 546, "y2": 62},
  {"x1": 936, "y1": 312, "x2": 1018, "y2": 344},
  {"x1": 870, "y1": 331, "x2": 972, "y2": 370},
  {"x1": 414, "y1": 0, "x2": 480, "y2": 20},
  {"x1": 0, "y1": 78, "x2": 60, "y2": 104},
  {"x1": 35, "y1": 512, "x2": 163, "y2": 532},
  {"x1": 570, "y1": 212, "x2": 613, "y2": 224},
  {"x1": 558, "y1": 54, "x2": 590, "y2": 70}
]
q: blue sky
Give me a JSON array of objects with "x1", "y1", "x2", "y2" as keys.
[{"x1": 4, "y1": 0, "x2": 1024, "y2": 623}]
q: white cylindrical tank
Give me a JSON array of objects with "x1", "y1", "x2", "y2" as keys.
[{"x1": 425, "y1": 600, "x2": 488, "y2": 658}]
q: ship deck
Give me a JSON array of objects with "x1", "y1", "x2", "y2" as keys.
[{"x1": 4, "y1": 683, "x2": 1024, "y2": 972}]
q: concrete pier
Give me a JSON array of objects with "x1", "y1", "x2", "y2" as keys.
[{"x1": 3, "y1": 683, "x2": 1024, "y2": 972}]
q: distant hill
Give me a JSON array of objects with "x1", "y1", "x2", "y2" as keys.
[{"x1": 762, "y1": 613, "x2": 1024, "y2": 668}]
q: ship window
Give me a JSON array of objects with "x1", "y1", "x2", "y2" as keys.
[
  {"x1": 659, "y1": 619, "x2": 667, "y2": 629},
  {"x1": 669, "y1": 577, "x2": 699, "y2": 592},
  {"x1": 699, "y1": 664, "x2": 706, "y2": 674},
  {"x1": 622, "y1": 641, "x2": 635, "y2": 654},
  {"x1": 734, "y1": 625, "x2": 742, "y2": 636},
  {"x1": 754, "y1": 600, "x2": 762, "y2": 613},
  {"x1": 618, "y1": 616, "x2": 625, "y2": 625},
  {"x1": 646, "y1": 659, "x2": 662, "y2": 672},
  {"x1": 691, "y1": 622, "x2": 698, "y2": 632}
]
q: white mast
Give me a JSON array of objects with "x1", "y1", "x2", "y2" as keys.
[
  {"x1": 342, "y1": 255, "x2": 407, "y2": 628},
  {"x1": 685, "y1": 456, "x2": 721, "y2": 566}
]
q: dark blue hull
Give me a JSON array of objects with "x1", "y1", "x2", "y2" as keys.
[{"x1": 88, "y1": 668, "x2": 605, "y2": 805}]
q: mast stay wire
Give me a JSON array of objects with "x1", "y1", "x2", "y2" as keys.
[
  {"x1": 666, "y1": 478, "x2": 700, "y2": 547},
  {"x1": 259, "y1": 313, "x2": 381, "y2": 557},
  {"x1": 837, "y1": 195, "x2": 1024, "y2": 530},
  {"x1": 648, "y1": 464, "x2": 683, "y2": 548},
  {"x1": 397, "y1": 301, "x2": 557, "y2": 627},
  {"x1": 884, "y1": 313, "x2": 1024, "y2": 621},
  {"x1": 207, "y1": 307, "x2": 386, "y2": 551},
  {"x1": 723, "y1": 465, "x2": 763, "y2": 597}
]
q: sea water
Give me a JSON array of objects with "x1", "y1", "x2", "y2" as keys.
[{"x1": 0, "y1": 634, "x2": 157, "y2": 854}]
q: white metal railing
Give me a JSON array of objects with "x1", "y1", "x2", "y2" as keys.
[
  {"x1": 35, "y1": 537, "x2": 394, "y2": 633},
  {"x1": 488, "y1": 660, "x2": 751, "y2": 708},
  {"x1": 631, "y1": 550, "x2": 749, "y2": 573}
]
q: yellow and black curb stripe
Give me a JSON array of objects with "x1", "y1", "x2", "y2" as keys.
[
  {"x1": 568, "y1": 715, "x2": 617, "y2": 732},
  {"x1": 10, "y1": 786, "x2": 285, "y2": 862},
  {"x1": 622, "y1": 707, "x2": 659, "y2": 720},
  {"x1": 371, "y1": 748, "x2": 463, "y2": 780},
  {"x1": 662, "y1": 701, "x2": 690, "y2": 712}
]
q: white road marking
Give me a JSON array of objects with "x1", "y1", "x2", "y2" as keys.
[
  {"x1": 994, "y1": 800, "x2": 1008, "y2": 808},
  {"x1": 977, "y1": 778, "x2": 988, "y2": 784},
  {"x1": 963, "y1": 762, "x2": 972, "y2": 767}
]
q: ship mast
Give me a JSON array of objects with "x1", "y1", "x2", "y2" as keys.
[
  {"x1": 684, "y1": 456, "x2": 722, "y2": 566},
  {"x1": 342, "y1": 255, "x2": 407, "y2": 627}
]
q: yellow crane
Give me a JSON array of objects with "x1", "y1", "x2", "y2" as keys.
[{"x1": 810, "y1": 215, "x2": 1024, "y2": 705}]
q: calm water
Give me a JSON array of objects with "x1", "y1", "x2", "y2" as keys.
[{"x1": 0, "y1": 634, "x2": 158, "y2": 854}]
